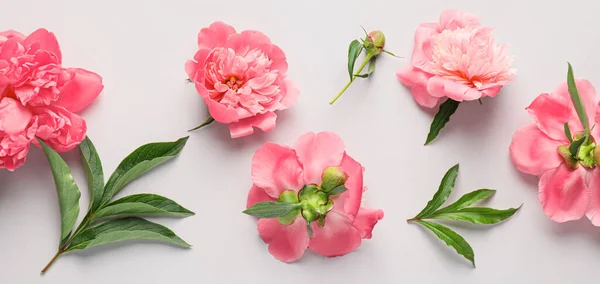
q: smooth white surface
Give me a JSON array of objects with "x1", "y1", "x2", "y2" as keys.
[{"x1": 1, "y1": 0, "x2": 599, "y2": 283}]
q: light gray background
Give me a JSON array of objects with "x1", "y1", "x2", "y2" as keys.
[{"x1": 1, "y1": 0, "x2": 599, "y2": 283}]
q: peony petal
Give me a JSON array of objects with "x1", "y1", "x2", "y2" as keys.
[
  {"x1": 552, "y1": 80, "x2": 598, "y2": 125},
  {"x1": 55, "y1": 68, "x2": 104, "y2": 113},
  {"x1": 410, "y1": 26, "x2": 437, "y2": 70},
  {"x1": 586, "y1": 169, "x2": 600, "y2": 226},
  {"x1": 397, "y1": 67, "x2": 439, "y2": 108},
  {"x1": 279, "y1": 78, "x2": 299, "y2": 108},
  {"x1": 294, "y1": 132, "x2": 345, "y2": 185},
  {"x1": 229, "y1": 112, "x2": 277, "y2": 138},
  {"x1": 526, "y1": 93, "x2": 576, "y2": 141},
  {"x1": 308, "y1": 211, "x2": 362, "y2": 257},
  {"x1": 257, "y1": 217, "x2": 309, "y2": 262},
  {"x1": 266, "y1": 44, "x2": 288, "y2": 74},
  {"x1": 24, "y1": 28, "x2": 62, "y2": 64},
  {"x1": 332, "y1": 154, "x2": 364, "y2": 221},
  {"x1": 538, "y1": 165, "x2": 590, "y2": 223},
  {"x1": 227, "y1": 30, "x2": 272, "y2": 53},
  {"x1": 509, "y1": 124, "x2": 564, "y2": 176},
  {"x1": 438, "y1": 9, "x2": 480, "y2": 30},
  {"x1": 353, "y1": 206, "x2": 384, "y2": 239},
  {"x1": 251, "y1": 142, "x2": 304, "y2": 198},
  {"x1": 0, "y1": 97, "x2": 33, "y2": 134},
  {"x1": 197, "y1": 22, "x2": 236, "y2": 50},
  {"x1": 246, "y1": 184, "x2": 275, "y2": 208}
]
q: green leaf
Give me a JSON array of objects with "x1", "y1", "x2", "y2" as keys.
[
  {"x1": 564, "y1": 122, "x2": 573, "y2": 143},
  {"x1": 38, "y1": 139, "x2": 81, "y2": 246},
  {"x1": 243, "y1": 202, "x2": 301, "y2": 218},
  {"x1": 353, "y1": 74, "x2": 369, "y2": 78},
  {"x1": 101, "y1": 137, "x2": 189, "y2": 208},
  {"x1": 326, "y1": 185, "x2": 348, "y2": 196},
  {"x1": 94, "y1": 194, "x2": 195, "y2": 219},
  {"x1": 429, "y1": 206, "x2": 521, "y2": 224},
  {"x1": 569, "y1": 136, "x2": 586, "y2": 157},
  {"x1": 66, "y1": 217, "x2": 190, "y2": 251},
  {"x1": 415, "y1": 220, "x2": 475, "y2": 267},
  {"x1": 79, "y1": 136, "x2": 105, "y2": 212},
  {"x1": 567, "y1": 63, "x2": 590, "y2": 135},
  {"x1": 347, "y1": 40, "x2": 363, "y2": 80},
  {"x1": 434, "y1": 189, "x2": 496, "y2": 214},
  {"x1": 425, "y1": 99, "x2": 460, "y2": 145},
  {"x1": 188, "y1": 116, "x2": 215, "y2": 132},
  {"x1": 367, "y1": 57, "x2": 376, "y2": 75},
  {"x1": 383, "y1": 49, "x2": 401, "y2": 58},
  {"x1": 415, "y1": 164, "x2": 460, "y2": 218}
]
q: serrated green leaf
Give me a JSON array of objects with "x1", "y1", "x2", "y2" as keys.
[
  {"x1": 243, "y1": 202, "x2": 301, "y2": 218},
  {"x1": 326, "y1": 185, "x2": 348, "y2": 196},
  {"x1": 429, "y1": 206, "x2": 521, "y2": 225},
  {"x1": 38, "y1": 139, "x2": 81, "y2": 246},
  {"x1": 101, "y1": 137, "x2": 189, "y2": 208},
  {"x1": 425, "y1": 99, "x2": 460, "y2": 145},
  {"x1": 434, "y1": 189, "x2": 496, "y2": 214},
  {"x1": 569, "y1": 136, "x2": 586, "y2": 157},
  {"x1": 94, "y1": 194, "x2": 194, "y2": 219},
  {"x1": 415, "y1": 164, "x2": 459, "y2": 218},
  {"x1": 415, "y1": 220, "x2": 475, "y2": 267},
  {"x1": 347, "y1": 40, "x2": 363, "y2": 80},
  {"x1": 66, "y1": 217, "x2": 190, "y2": 251},
  {"x1": 79, "y1": 136, "x2": 105, "y2": 212},
  {"x1": 567, "y1": 63, "x2": 590, "y2": 135},
  {"x1": 564, "y1": 122, "x2": 573, "y2": 143}
]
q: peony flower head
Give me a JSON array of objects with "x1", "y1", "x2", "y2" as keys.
[
  {"x1": 0, "y1": 28, "x2": 103, "y2": 171},
  {"x1": 397, "y1": 9, "x2": 516, "y2": 108},
  {"x1": 510, "y1": 66, "x2": 600, "y2": 226},
  {"x1": 185, "y1": 22, "x2": 298, "y2": 138},
  {"x1": 245, "y1": 132, "x2": 383, "y2": 262}
]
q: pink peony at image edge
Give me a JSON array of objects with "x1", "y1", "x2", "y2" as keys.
[
  {"x1": 246, "y1": 131, "x2": 383, "y2": 262},
  {"x1": 0, "y1": 28, "x2": 103, "y2": 171},
  {"x1": 397, "y1": 9, "x2": 516, "y2": 108},
  {"x1": 186, "y1": 21, "x2": 298, "y2": 138}
]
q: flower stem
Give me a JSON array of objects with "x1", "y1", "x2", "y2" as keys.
[
  {"x1": 41, "y1": 248, "x2": 64, "y2": 274},
  {"x1": 330, "y1": 54, "x2": 373, "y2": 105},
  {"x1": 406, "y1": 217, "x2": 421, "y2": 223}
]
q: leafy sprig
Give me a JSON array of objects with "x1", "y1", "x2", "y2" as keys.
[
  {"x1": 407, "y1": 164, "x2": 521, "y2": 267},
  {"x1": 39, "y1": 136, "x2": 193, "y2": 274}
]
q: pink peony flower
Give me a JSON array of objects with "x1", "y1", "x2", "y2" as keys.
[
  {"x1": 0, "y1": 28, "x2": 103, "y2": 171},
  {"x1": 510, "y1": 79, "x2": 600, "y2": 225},
  {"x1": 246, "y1": 132, "x2": 383, "y2": 262},
  {"x1": 397, "y1": 10, "x2": 515, "y2": 108},
  {"x1": 185, "y1": 22, "x2": 298, "y2": 138}
]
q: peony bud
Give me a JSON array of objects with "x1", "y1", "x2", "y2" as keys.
[
  {"x1": 367, "y1": 30, "x2": 386, "y2": 55},
  {"x1": 557, "y1": 145, "x2": 579, "y2": 169},
  {"x1": 321, "y1": 167, "x2": 348, "y2": 192}
]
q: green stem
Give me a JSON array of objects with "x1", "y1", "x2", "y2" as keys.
[
  {"x1": 330, "y1": 54, "x2": 374, "y2": 105},
  {"x1": 406, "y1": 217, "x2": 421, "y2": 223},
  {"x1": 41, "y1": 248, "x2": 65, "y2": 274}
]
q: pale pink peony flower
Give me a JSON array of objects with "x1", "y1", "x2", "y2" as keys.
[
  {"x1": 246, "y1": 132, "x2": 383, "y2": 262},
  {"x1": 185, "y1": 22, "x2": 298, "y2": 138},
  {"x1": 0, "y1": 28, "x2": 103, "y2": 171},
  {"x1": 510, "y1": 80, "x2": 600, "y2": 225},
  {"x1": 397, "y1": 10, "x2": 515, "y2": 108}
]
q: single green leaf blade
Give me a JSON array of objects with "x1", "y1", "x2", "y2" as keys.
[
  {"x1": 66, "y1": 217, "x2": 190, "y2": 251},
  {"x1": 243, "y1": 202, "x2": 301, "y2": 218},
  {"x1": 564, "y1": 122, "x2": 573, "y2": 143},
  {"x1": 425, "y1": 99, "x2": 460, "y2": 145},
  {"x1": 567, "y1": 63, "x2": 590, "y2": 135},
  {"x1": 326, "y1": 185, "x2": 348, "y2": 196},
  {"x1": 569, "y1": 136, "x2": 586, "y2": 157},
  {"x1": 101, "y1": 137, "x2": 189, "y2": 207},
  {"x1": 94, "y1": 194, "x2": 195, "y2": 219},
  {"x1": 434, "y1": 189, "x2": 496, "y2": 214},
  {"x1": 415, "y1": 220, "x2": 475, "y2": 267},
  {"x1": 38, "y1": 139, "x2": 81, "y2": 245},
  {"x1": 430, "y1": 206, "x2": 521, "y2": 225},
  {"x1": 347, "y1": 40, "x2": 363, "y2": 79},
  {"x1": 79, "y1": 136, "x2": 105, "y2": 212},
  {"x1": 367, "y1": 57, "x2": 376, "y2": 75},
  {"x1": 415, "y1": 164, "x2": 460, "y2": 218},
  {"x1": 188, "y1": 116, "x2": 215, "y2": 132}
]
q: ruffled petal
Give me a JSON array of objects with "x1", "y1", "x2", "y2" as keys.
[
  {"x1": 509, "y1": 124, "x2": 564, "y2": 176},
  {"x1": 294, "y1": 132, "x2": 345, "y2": 185},
  {"x1": 410, "y1": 26, "x2": 437, "y2": 70},
  {"x1": 308, "y1": 211, "x2": 362, "y2": 257},
  {"x1": 24, "y1": 28, "x2": 62, "y2": 64},
  {"x1": 353, "y1": 206, "x2": 384, "y2": 239},
  {"x1": 257, "y1": 217, "x2": 309, "y2": 262},
  {"x1": 251, "y1": 142, "x2": 304, "y2": 198},
  {"x1": 55, "y1": 68, "x2": 104, "y2": 113},
  {"x1": 526, "y1": 93, "x2": 576, "y2": 141},
  {"x1": 0, "y1": 97, "x2": 33, "y2": 134},
  {"x1": 427, "y1": 77, "x2": 482, "y2": 102},
  {"x1": 397, "y1": 66, "x2": 439, "y2": 108},
  {"x1": 229, "y1": 112, "x2": 277, "y2": 138},
  {"x1": 538, "y1": 165, "x2": 590, "y2": 223},
  {"x1": 332, "y1": 154, "x2": 364, "y2": 221},
  {"x1": 197, "y1": 22, "x2": 236, "y2": 50}
]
